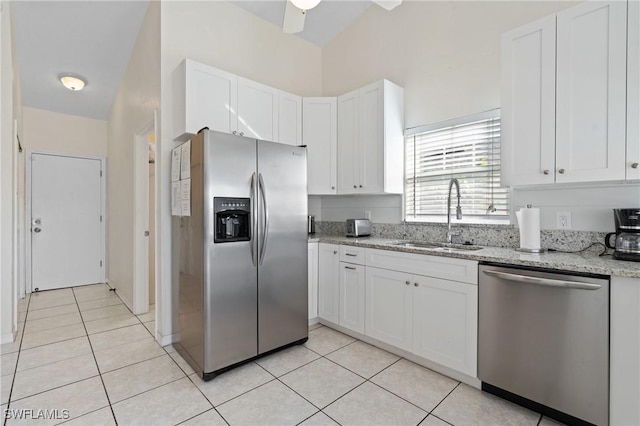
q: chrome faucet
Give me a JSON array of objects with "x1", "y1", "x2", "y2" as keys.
[{"x1": 446, "y1": 178, "x2": 462, "y2": 243}]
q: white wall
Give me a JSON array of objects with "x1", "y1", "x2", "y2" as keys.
[
  {"x1": 159, "y1": 0, "x2": 322, "y2": 342},
  {"x1": 318, "y1": 0, "x2": 637, "y2": 231},
  {"x1": 22, "y1": 107, "x2": 107, "y2": 156},
  {"x1": 107, "y1": 1, "x2": 159, "y2": 313},
  {"x1": 0, "y1": 0, "x2": 17, "y2": 343}
]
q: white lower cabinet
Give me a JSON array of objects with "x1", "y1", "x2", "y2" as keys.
[
  {"x1": 318, "y1": 243, "x2": 340, "y2": 324},
  {"x1": 411, "y1": 276, "x2": 478, "y2": 377},
  {"x1": 365, "y1": 267, "x2": 412, "y2": 350},
  {"x1": 339, "y1": 262, "x2": 365, "y2": 334},
  {"x1": 308, "y1": 242, "x2": 318, "y2": 322}
]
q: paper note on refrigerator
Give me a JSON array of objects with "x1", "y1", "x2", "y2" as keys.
[
  {"x1": 171, "y1": 147, "x2": 181, "y2": 182},
  {"x1": 180, "y1": 141, "x2": 191, "y2": 180},
  {"x1": 171, "y1": 181, "x2": 181, "y2": 216},
  {"x1": 181, "y1": 178, "x2": 191, "y2": 217}
]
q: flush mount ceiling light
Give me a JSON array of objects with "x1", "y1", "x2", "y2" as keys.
[
  {"x1": 290, "y1": 0, "x2": 321, "y2": 11},
  {"x1": 59, "y1": 74, "x2": 86, "y2": 91}
]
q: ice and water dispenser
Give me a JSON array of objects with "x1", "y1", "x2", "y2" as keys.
[{"x1": 214, "y1": 197, "x2": 251, "y2": 243}]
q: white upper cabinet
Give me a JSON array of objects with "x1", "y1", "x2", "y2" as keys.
[
  {"x1": 173, "y1": 59, "x2": 237, "y2": 141},
  {"x1": 628, "y1": 0, "x2": 640, "y2": 180},
  {"x1": 236, "y1": 77, "x2": 279, "y2": 141},
  {"x1": 337, "y1": 80, "x2": 404, "y2": 194},
  {"x1": 556, "y1": 1, "x2": 627, "y2": 183},
  {"x1": 501, "y1": 15, "x2": 556, "y2": 186},
  {"x1": 337, "y1": 89, "x2": 360, "y2": 194},
  {"x1": 502, "y1": 1, "x2": 630, "y2": 185},
  {"x1": 173, "y1": 59, "x2": 300, "y2": 146},
  {"x1": 278, "y1": 91, "x2": 302, "y2": 146},
  {"x1": 304, "y1": 98, "x2": 337, "y2": 194}
]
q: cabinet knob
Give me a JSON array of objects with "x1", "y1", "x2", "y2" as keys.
[
  {"x1": 405, "y1": 280, "x2": 410, "y2": 285},
  {"x1": 240, "y1": 132, "x2": 244, "y2": 136},
  {"x1": 232, "y1": 130, "x2": 237, "y2": 135},
  {"x1": 359, "y1": 185, "x2": 363, "y2": 188},
  {"x1": 333, "y1": 250, "x2": 337, "y2": 254},
  {"x1": 558, "y1": 168, "x2": 565, "y2": 174},
  {"x1": 331, "y1": 186, "x2": 335, "y2": 190},
  {"x1": 543, "y1": 170, "x2": 549, "y2": 175},
  {"x1": 414, "y1": 282, "x2": 419, "y2": 287},
  {"x1": 353, "y1": 185, "x2": 357, "y2": 189},
  {"x1": 632, "y1": 163, "x2": 639, "y2": 169}
]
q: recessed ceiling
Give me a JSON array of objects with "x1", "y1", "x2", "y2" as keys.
[
  {"x1": 231, "y1": 1, "x2": 373, "y2": 47},
  {"x1": 11, "y1": 1, "x2": 150, "y2": 120}
]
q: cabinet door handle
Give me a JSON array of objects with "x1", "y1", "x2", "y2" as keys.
[
  {"x1": 405, "y1": 280, "x2": 410, "y2": 285},
  {"x1": 558, "y1": 168, "x2": 565, "y2": 174},
  {"x1": 632, "y1": 163, "x2": 639, "y2": 169},
  {"x1": 414, "y1": 282, "x2": 419, "y2": 287},
  {"x1": 345, "y1": 266, "x2": 356, "y2": 270},
  {"x1": 543, "y1": 170, "x2": 549, "y2": 175},
  {"x1": 345, "y1": 253, "x2": 357, "y2": 257}
]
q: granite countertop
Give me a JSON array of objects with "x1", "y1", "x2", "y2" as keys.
[{"x1": 308, "y1": 234, "x2": 640, "y2": 278}]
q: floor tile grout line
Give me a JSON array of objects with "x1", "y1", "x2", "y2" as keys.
[
  {"x1": 13, "y1": 347, "x2": 94, "y2": 376},
  {"x1": 427, "y1": 381, "x2": 462, "y2": 421},
  {"x1": 536, "y1": 413, "x2": 544, "y2": 426},
  {"x1": 179, "y1": 373, "x2": 231, "y2": 426},
  {"x1": 8, "y1": 373, "x2": 103, "y2": 405},
  {"x1": 104, "y1": 375, "x2": 186, "y2": 408},
  {"x1": 4, "y1": 294, "x2": 31, "y2": 426},
  {"x1": 71, "y1": 287, "x2": 119, "y2": 426},
  {"x1": 175, "y1": 408, "x2": 227, "y2": 426},
  {"x1": 97, "y1": 352, "x2": 168, "y2": 376},
  {"x1": 22, "y1": 308, "x2": 81, "y2": 324},
  {"x1": 56, "y1": 406, "x2": 113, "y2": 425}
]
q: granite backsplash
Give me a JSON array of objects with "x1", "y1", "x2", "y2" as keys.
[{"x1": 315, "y1": 221, "x2": 608, "y2": 253}]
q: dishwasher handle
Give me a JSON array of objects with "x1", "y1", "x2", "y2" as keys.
[{"x1": 482, "y1": 269, "x2": 602, "y2": 290}]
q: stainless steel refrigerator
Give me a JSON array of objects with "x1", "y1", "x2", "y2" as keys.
[{"x1": 174, "y1": 130, "x2": 308, "y2": 380}]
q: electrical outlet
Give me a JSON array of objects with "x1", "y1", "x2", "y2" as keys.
[
  {"x1": 365, "y1": 210, "x2": 372, "y2": 220},
  {"x1": 557, "y1": 212, "x2": 572, "y2": 229}
]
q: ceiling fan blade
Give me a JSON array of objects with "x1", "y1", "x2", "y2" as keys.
[
  {"x1": 372, "y1": 0, "x2": 402, "y2": 11},
  {"x1": 283, "y1": 1, "x2": 306, "y2": 34}
]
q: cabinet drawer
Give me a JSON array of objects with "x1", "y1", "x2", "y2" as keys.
[
  {"x1": 340, "y1": 245, "x2": 366, "y2": 265},
  {"x1": 365, "y1": 248, "x2": 478, "y2": 285}
]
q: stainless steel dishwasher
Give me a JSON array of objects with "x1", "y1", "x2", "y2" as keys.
[{"x1": 478, "y1": 263, "x2": 609, "y2": 426}]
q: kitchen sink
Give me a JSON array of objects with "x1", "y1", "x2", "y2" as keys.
[{"x1": 392, "y1": 241, "x2": 483, "y2": 251}]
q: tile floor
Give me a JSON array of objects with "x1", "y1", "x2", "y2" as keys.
[{"x1": 1, "y1": 284, "x2": 562, "y2": 426}]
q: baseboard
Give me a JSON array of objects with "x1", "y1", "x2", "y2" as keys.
[
  {"x1": 317, "y1": 319, "x2": 481, "y2": 389},
  {"x1": 159, "y1": 332, "x2": 178, "y2": 347},
  {"x1": 308, "y1": 317, "x2": 319, "y2": 326},
  {"x1": 1, "y1": 328, "x2": 17, "y2": 344},
  {"x1": 106, "y1": 279, "x2": 134, "y2": 312}
]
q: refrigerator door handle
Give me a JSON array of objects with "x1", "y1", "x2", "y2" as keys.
[
  {"x1": 250, "y1": 172, "x2": 258, "y2": 266},
  {"x1": 258, "y1": 173, "x2": 269, "y2": 265}
]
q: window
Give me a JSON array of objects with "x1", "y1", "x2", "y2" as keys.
[{"x1": 404, "y1": 109, "x2": 509, "y2": 223}]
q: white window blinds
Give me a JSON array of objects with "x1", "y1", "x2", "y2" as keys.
[{"x1": 405, "y1": 109, "x2": 509, "y2": 223}]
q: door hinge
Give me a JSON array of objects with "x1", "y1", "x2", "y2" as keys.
[
  {"x1": 100, "y1": 260, "x2": 103, "y2": 267},
  {"x1": 100, "y1": 170, "x2": 103, "y2": 177},
  {"x1": 100, "y1": 215, "x2": 103, "y2": 222}
]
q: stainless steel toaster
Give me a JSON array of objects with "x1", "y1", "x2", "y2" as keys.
[{"x1": 346, "y1": 219, "x2": 371, "y2": 237}]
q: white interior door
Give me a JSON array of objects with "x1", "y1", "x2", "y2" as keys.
[{"x1": 30, "y1": 153, "x2": 103, "y2": 291}]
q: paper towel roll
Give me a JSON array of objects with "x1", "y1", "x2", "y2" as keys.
[{"x1": 516, "y1": 206, "x2": 541, "y2": 250}]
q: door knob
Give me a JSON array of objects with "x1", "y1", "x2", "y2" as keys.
[
  {"x1": 33, "y1": 228, "x2": 41, "y2": 233},
  {"x1": 144, "y1": 231, "x2": 150, "y2": 236}
]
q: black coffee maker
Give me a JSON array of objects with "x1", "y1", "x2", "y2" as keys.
[{"x1": 605, "y1": 208, "x2": 640, "y2": 261}]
